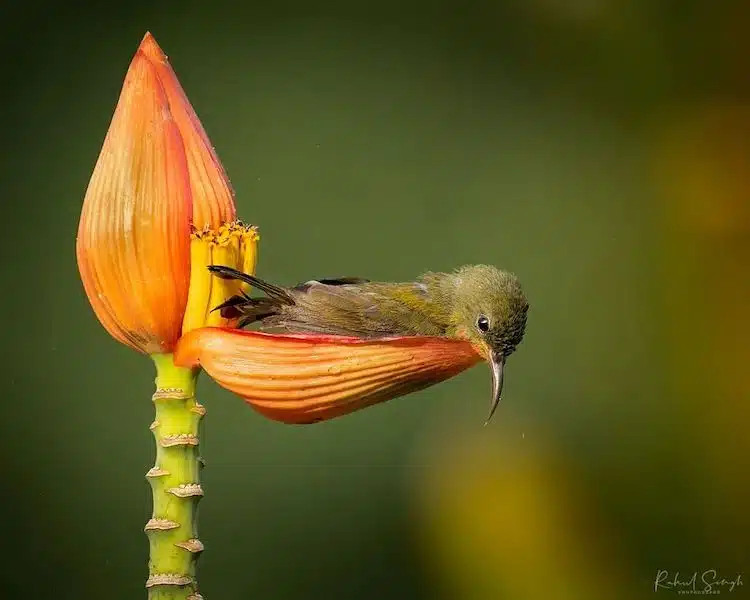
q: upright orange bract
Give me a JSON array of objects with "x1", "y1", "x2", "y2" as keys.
[
  {"x1": 138, "y1": 34, "x2": 236, "y2": 230},
  {"x1": 76, "y1": 33, "x2": 243, "y2": 354},
  {"x1": 76, "y1": 44, "x2": 191, "y2": 353}
]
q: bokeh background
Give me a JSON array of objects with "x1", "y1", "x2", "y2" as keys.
[{"x1": 2, "y1": 1, "x2": 748, "y2": 599}]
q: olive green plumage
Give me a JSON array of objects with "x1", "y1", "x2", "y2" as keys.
[{"x1": 208, "y1": 264, "x2": 528, "y2": 359}]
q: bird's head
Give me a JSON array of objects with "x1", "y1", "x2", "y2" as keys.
[{"x1": 449, "y1": 264, "x2": 529, "y2": 423}]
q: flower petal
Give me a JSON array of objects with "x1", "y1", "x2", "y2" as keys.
[
  {"x1": 138, "y1": 32, "x2": 236, "y2": 229},
  {"x1": 174, "y1": 328, "x2": 483, "y2": 423},
  {"x1": 76, "y1": 50, "x2": 192, "y2": 353}
]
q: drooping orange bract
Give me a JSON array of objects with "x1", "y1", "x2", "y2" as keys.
[{"x1": 175, "y1": 328, "x2": 483, "y2": 423}]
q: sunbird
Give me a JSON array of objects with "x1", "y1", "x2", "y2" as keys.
[{"x1": 208, "y1": 264, "x2": 529, "y2": 424}]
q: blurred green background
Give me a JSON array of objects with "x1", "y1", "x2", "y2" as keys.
[{"x1": 2, "y1": 1, "x2": 748, "y2": 598}]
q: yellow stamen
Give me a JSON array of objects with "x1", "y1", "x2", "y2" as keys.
[{"x1": 181, "y1": 221, "x2": 259, "y2": 334}]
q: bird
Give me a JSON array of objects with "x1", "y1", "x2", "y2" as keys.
[{"x1": 207, "y1": 264, "x2": 529, "y2": 424}]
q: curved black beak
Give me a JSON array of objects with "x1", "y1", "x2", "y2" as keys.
[{"x1": 484, "y1": 351, "x2": 505, "y2": 426}]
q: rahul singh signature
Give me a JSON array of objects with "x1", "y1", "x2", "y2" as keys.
[{"x1": 654, "y1": 570, "x2": 743, "y2": 594}]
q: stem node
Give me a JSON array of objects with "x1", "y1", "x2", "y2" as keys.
[
  {"x1": 145, "y1": 574, "x2": 194, "y2": 588},
  {"x1": 175, "y1": 538, "x2": 205, "y2": 554},
  {"x1": 145, "y1": 518, "x2": 180, "y2": 531},
  {"x1": 160, "y1": 433, "x2": 200, "y2": 447},
  {"x1": 152, "y1": 388, "x2": 191, "y2": 401},
  {"x1": 146, "y1": 466, "x2": 170, "y2": 478},
  {"x1": 167, "y1": 483, "x2": 204, "y2": 498}
]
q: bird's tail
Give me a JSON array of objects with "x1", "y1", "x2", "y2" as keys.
[{"x1": 208, "y1": 265, "x2": 295, "y2": 327}]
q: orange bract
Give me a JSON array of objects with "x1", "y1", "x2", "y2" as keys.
[
  {"x1": 139, "y1": 33, "x2": 236, "y2": 229},
  {"x1": 76, "y1": 33, "x2": 238, "y2": 354},
  {"x1": 174, "y1": 328, "x2": 483, "y2": 423},
  {"x1": 76, "y1": 51, "x2": 192, "y2": 353}
]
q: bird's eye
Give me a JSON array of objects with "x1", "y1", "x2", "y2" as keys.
[{"x1": 477, "y1": 315, "x2": 490, "y2": 332}]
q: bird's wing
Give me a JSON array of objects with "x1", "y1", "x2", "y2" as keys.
[
  {"x1": 292, "y1": 277, "x2": 370, "y2": 291},
  {"x1": 261, "y1": 281, "x2": 447, "y2": 338}
]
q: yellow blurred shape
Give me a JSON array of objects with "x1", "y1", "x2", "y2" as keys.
[
  {"x1": 656, "y1": 102, "x2": 750, "y2": 236},
  {"x1": 413, "y1": 424, "x2": 634, "y2": 600}
]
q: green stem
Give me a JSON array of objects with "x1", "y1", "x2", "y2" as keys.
[{"x1": 146, "y1": 353, "x2": 205, "y2": 600}]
